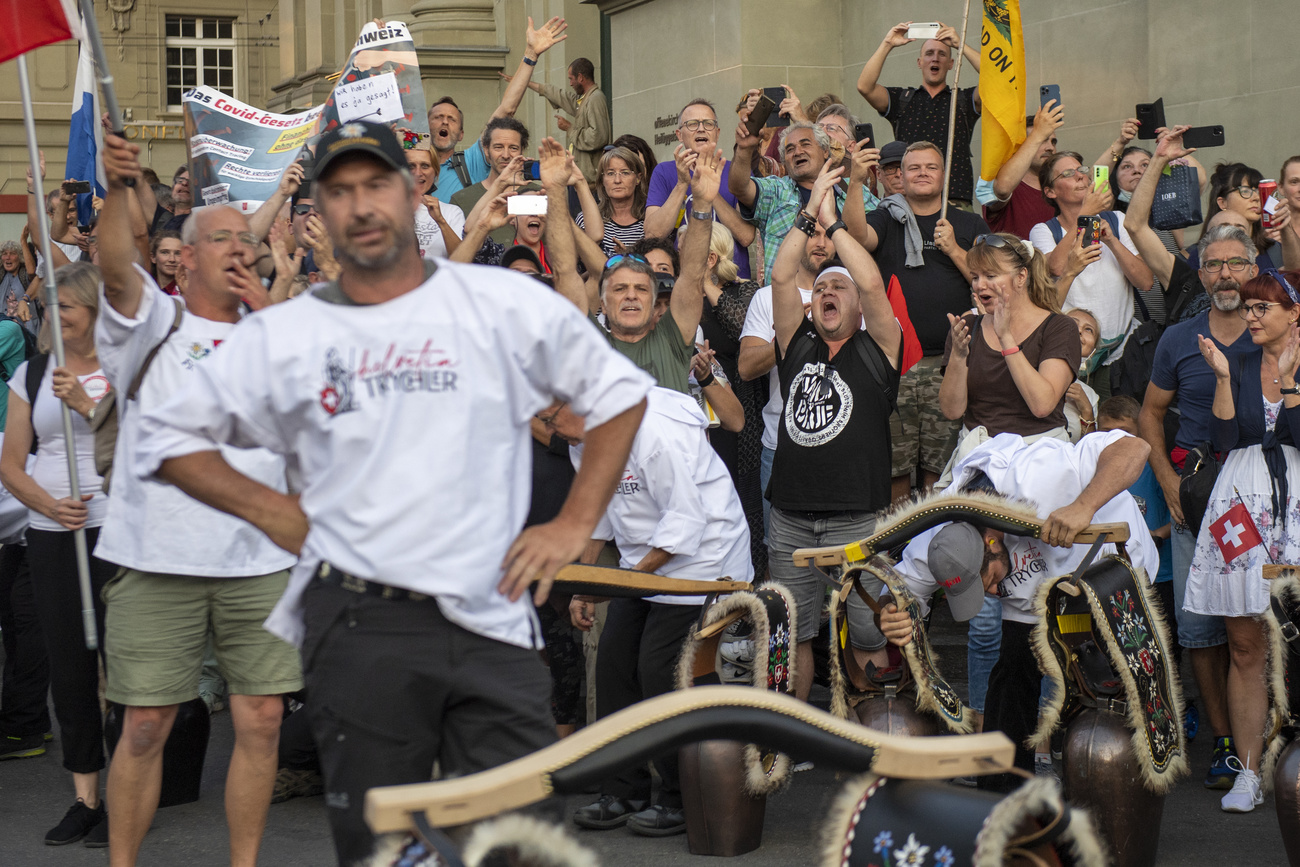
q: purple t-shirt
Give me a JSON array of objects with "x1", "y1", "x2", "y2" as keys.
[{"x1": 647, "y1": 159, "x2": 750, "y2": 280}]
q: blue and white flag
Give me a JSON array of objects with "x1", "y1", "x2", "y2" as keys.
[{"x1": 66, "y1": 34, "x2": 105, "y2": 226}]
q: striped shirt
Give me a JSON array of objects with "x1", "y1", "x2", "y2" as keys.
[{"x1": 576, "y1": 213, "x2": 646, "y2": 258}]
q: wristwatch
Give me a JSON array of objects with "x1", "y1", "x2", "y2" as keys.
[
  {"x1": 690, "y1": 207, "x2": 714, "y2": 222},
  {"x1": 824, "y1": 220, "x2": 847, "y2": 237},
  {"x1": 1282, "y1": 386, "x2": 1300, "y2": 395}
]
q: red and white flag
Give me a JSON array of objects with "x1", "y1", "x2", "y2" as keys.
[
  {"x1": 0, "y1": 0, "x2": 83, "y2": 65},
  {"x1": 1210, "y1": 502, "x2": 1264, "y2": 564}
]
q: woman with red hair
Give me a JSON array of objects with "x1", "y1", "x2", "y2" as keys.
[{"x1": 1192, "y1": 267, "x2": 1300, "y2": 813}]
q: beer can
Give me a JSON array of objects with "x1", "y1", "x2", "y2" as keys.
[{"x1": 1260, "y1": 179, "x2": 1279, "y2": 229}]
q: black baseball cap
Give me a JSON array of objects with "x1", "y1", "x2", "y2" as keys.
[
  {"x1": 500, "y1": 245, "x2": 543, "y2": 273},
  {"x1": 879, "y1": 140, "x2": 907, "y2": 167},
  {"x1": 312, "y1": 121, "x2": 407, "y2": 183}
]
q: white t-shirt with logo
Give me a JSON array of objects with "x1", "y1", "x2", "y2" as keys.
[
  {"x1": 95, "y1": 266, "x2": 296, "y2": 577},
  {"x1": 414, "y1": 201, "x2": 466, "y2": 260},
  {"x1": 8, "y1": 361, "x2": 110, "y2": 532},
  {"x1": 573, "y1": 388, "x2": 753, "y2": 605},
  {"x1": 134, "y1": 260, "x2": 654, "y2": 649},
  {"x1": 739, "y1": 284, "x2": 812, "y2": 451}
]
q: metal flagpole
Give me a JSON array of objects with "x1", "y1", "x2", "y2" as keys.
[
  {"x1": 16, "y1": 55, "x2": 98, "y2": 650},
  {"x1": 941, "y1": 0, "x2": 972, "y2": 222}
]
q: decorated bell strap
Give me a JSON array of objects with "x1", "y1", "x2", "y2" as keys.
[
  {"x1": 365, "y1": 687, "x2": 1016, "y2": 834},
  {"x1": 1030, "y1": 556, "x2": 1187, "y2": 795},
  {"x1": 1260, "y1": 566, "x2": 1300, "y2": 790},
  {"x1": 825, "y1": 558, "x2": 972, "y2": 734},
  {"x1": 543, "y1": 562, "x2": 750, "y2": 598},
  {"x1": 821, "y1": 775, "x2": 1106, "y2": 867},
  {"x1": 793, "y1": 491, "x2": 1131, "y2": 569},
  {"x1": 369, "y1": 814, "x2": 601, "y2": 867},
  {"x1": 675, "y1": 583, "x2": 799, "y2": 794}
]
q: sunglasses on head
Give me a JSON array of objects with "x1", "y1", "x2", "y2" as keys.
[
  {"x1": 973, "y1": 234, "x2": 1029, "y2": 260},
  {"x1": 603, "y1": 253, "x2": 649, "y2": 272}
]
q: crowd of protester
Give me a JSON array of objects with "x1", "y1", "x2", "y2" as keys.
[{"x1": 1, "y1": 12, "x2": 1300, "y2": 865}]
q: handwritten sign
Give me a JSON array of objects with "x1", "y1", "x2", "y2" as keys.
[{"x1": 333, "y1": 72, "x2": 405, "y2": 124}]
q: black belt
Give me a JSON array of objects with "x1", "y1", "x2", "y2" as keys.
[{"x1": 315, "y1": 562, "x2": 431, "y2": 602}]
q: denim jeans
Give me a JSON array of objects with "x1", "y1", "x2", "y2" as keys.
[
  {"x1": 966, "y1": 594, "x2": 1002, "y2": 713},
  {"x1": 1170, "y1": 523, "x2": 1226, "y2": 648}
]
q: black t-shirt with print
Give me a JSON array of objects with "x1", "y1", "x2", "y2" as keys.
[
  {"x1": 768, "y1": 318, "x2": 900, "y2": 512},
  {"x1": 865, "y1": 206, "x2": 988, "y2": 355}
]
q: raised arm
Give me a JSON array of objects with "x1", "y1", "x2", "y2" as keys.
[
  {"x1": 729, "y1": 101, "x2": 761, "y2": 208},
  {"x1": 248, "y1": 162, "x2": 302, "y2": 242},
  {"x1": 857, "y1": 23, "x2": 910, "y2": 114},
  {"x1": 492, "y1": 16, "x2": 568, "y2": 121},
  {"x1": 538, "y1": 139, "x2": 590, "y2": 314},
  {"x1": 670, "y1": 148, "x2": 723, "y2": 346},
  {"x1": 1199, "y1": 334, "x2": 1238, "y2": 453},
  {"x1": 1091, "y1": 117, "x2": 1139, "y2": 175},
  {"x1": 990, "y1": 101, "x2": 1063, "y2": 207},
  {"x1": 1053, "y1": 230, "x2": 1103, "y2": 307},
  {"x1": 844, "y1": 144, "x2": 881, "y2": 250},
  {"x1": 772, "y1": 164, "x2": 843, "y2": 354},
  {"x1": 99, "y1": 132, "x2": 145, "y2": 317},
  {"x1": 449, "y1": 193, "x2": 509, "y2": 265},
  {"x1": 1123, "y1": 126, "x2": 1192, "y2": 288},
  {"x1": 815, "y1": 176, "x2": 900, "y2": 364},
  {"x1": 643, "y1": 145, "x2": 696, "y2": 239}
]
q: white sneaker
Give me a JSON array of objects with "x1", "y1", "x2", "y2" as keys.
[{"x1": 1221, "y1": 758, "x2": 1263, "y2": 813}]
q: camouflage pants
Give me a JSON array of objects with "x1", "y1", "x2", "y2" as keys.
[{"x1": 890, "y1": 355, "x2": 962, "y2": 478}]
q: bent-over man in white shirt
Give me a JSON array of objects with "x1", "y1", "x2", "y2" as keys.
[
  {"x1": 550, "y1": 386, "x2": 752, "y2": 836},
  {"x1": 97, "y1": 133, "x2": 300, "y2": 867},
  {"x1": 133, "y1": 122, "x2": 652, "y2": 866},
  {"x1": 875, "y1": 432, "x2": 1156, "y2": 791}
]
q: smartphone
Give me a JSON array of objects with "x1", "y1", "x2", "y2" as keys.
[
  {"x1": 1092, "y1": 165, "x2": 1110, "y2": 192},
  {"x1": 1182, "y1": 125, "x2": 1225, "y2": 149},
  {"x1": 745, "y1": 95, "x2": 776, "y2": 137},
  {"x1": 907, "y1": 22, "x2": 942, "y2": 40},
  {"x1": 853, "y1": 122, "x2": 875, "y2": 146},
  {"x1": 1260, "y1": 179, "x2": 1280, "y2": 229},
  {"x1": 519, "y1": 159, "x2": 542, "y2": 181},
  {"x1": 1135, "y1": 98, "x2": 1165, "y2": 140},
  {"x1": 77, "y1": 224, "x2": 91, "y2": 234},
  {"x1": 62, "y1": 180, "x2": 92, "y2": 195},
  {"x1": 1078, "y1": 214, "x2": 1103, "y2": 247},
  {"x1": 506, "y1": 195, "x2": 547, "y2": 217},
  {"x1": 762, "y1": 87, "x2": 790, "y2": 129},
  {"x1": 1039, "y1": 84, "x2": 1061, "y2": 109}
]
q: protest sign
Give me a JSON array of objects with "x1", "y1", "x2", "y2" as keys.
[
  {"x1": 182, "y1": 86, "x2": 323, "y2": 212},
  {"x1": 317, "y1": 20, "x2": 430, "y2": 151}
]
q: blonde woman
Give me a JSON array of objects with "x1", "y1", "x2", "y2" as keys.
[{"x1": 0, "y1": 262, "x2": 114, "y2": 846}]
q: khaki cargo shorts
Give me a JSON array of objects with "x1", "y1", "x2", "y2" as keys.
[{"x1": 889, "y1": 355, "x2": 962, "y2": 478}]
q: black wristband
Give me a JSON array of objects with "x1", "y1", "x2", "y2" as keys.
[
  {"x1": 1282, "y1": 386, "x2": 1300, "y2": 395},
  {"x1": 697, "y1": 372, "x2": 716, "y2": 388},
  {"x1": 825, "y1": 220, "x2": 847, "y2": 236},
  {"x1": 522, "y1": 55, "x2": 537, "y2": 66},
  {"x1": 794, "y1": 211, "x2": 816, "y2": 237}
]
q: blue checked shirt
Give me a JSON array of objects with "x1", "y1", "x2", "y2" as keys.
[{"x1": 741, "y1": 176, "x2": 881, "y2": 279}]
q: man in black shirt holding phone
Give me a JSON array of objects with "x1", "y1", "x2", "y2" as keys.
[{"x1": 856, "y1": 21, "x2": 982, "y2": 207}]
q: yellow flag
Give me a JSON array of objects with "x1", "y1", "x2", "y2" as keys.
[{"x1": 978, "y1": 0, "x2": 1026, "y2": 182}]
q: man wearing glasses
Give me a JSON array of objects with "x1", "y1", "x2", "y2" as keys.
[
  {"x1": 645, "y1": 98, "x2": 755, "y2": 281},
  {"x1": 1127, "y1": 125, "x2": 1259, "y2": 792},
  {"x1": 94, "y1": 132, "x2": 299, "y2": 867}
]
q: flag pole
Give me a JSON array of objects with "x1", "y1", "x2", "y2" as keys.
[
  {"x1": 75, "y1": 0, "x2": 132, "y2": 186},
  {"x1": 939, "y1": 0, "x2": 973, "y2": 222},
  {"x1": 16, "y1": 55, "x2": 98, "y2": 651}
]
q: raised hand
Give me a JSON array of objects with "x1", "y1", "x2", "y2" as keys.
[
  {"x1": 278, "y1": 162, "x2": 304, "y2": 198},
  {"x1": 946, "y1": 312, "x2": 972, "y2": 360},
  {"x1": 673, "y1": 144, "x2": 698, "y2": 184},
  {"x1": 1280, "y1": 323, "x2": 1300, "y2": 384},
  {"x1": 777, "y1": 85, "x2": 805, "y2": 124},
  {"x1": 884, "y1": 21, "x2": 914, "y2": 48},
  {"x1": 988, "y1": 281, "x2": 1014, "y2": 345},
  {"x1": 555, "y1": 114, "x2": 572, "y2": 133},
  {"x1": 1081, "y1": 184, "x2": 1114, "y2": 216},
  {"x1": 1064, "y1": 228, "x2": 1102, "y2": 277},
  {"x1": 807, "y1": 158, "x2": 845, "y2": 217},
  {"x1": 934, "y1": 23, "x2": 961, "y2": 49},
  {"x1": 1031, "y1": 100, "x2": 1065, "y2": 140},
  {"x1": 1198, "y1": 334, "x2": 1231, "y2": 380},
  {"x1": 1156, "y1": 125, "x2": 1195, "y2": 162},
  {"x1": 422, "y1": 194, "x2": 444, "y2": 223},
  {"x1": 692, "y1": 340, "x2": 717, "y2": 381},
  {"x1": 525, "y1": 15, "x2": 568, "y2": 57},
  {"x1": 1118, "y1": 117, "x2": 1140, "y2": 146},
  {"x1": 536, "y1": 136, "x2": 570, "y2": 189},
  {"x1": 102, "y1": 133, "x2": 141, "y2": 188},
  {"x1": 734, "y1": 108, "x2": 760, "y2": 152},
  {"x1": 850, "y1": 145, "x2": 880, "y2": 186},
  {"x1": 690, "y1": 147, "x2": 725, "y2": 207},
  {"x1": 25, "y1": 150, "x2": 46, "y2": 188}
]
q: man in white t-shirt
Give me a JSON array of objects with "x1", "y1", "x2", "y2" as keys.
[
  {"x1": 132, "y1": 121, "x2": 652, "y2": 865},
  {"x1": 878, "y1": 432, "x2": 1156, "y2": 788},
  {"x1": 97, "y1": 133, "x2": 301, "y2": 867},
  {"x1": 737, "y1": 218, "x2": 837, "y2": 535},
  {"x1": 556, "y1": 387, "x2": 752, "y2": 835}
]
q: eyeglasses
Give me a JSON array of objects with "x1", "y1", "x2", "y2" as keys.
[
  {"x1": 1229, "y1": 185, "x2": 1259, "y2": 199},
  {"x1": 603, "y1": 170, "x2": 637, "y2": 180},
  {"x1": 1238, "y1": 301, "x2": 1281, "y2": 319},
  {"x1": 206, "y1": 230, "x2": 259, "y2": 248},
  {"x1": 679, "y1": 119, "x2": 719, "y2": 132},
  {"x1": 536, "y1": 402, "x2": 567, "y2": 426},
  {"x1": 1201, "y1": 257, "x2": 1252, "y2": 273},
  {"x1": 292, "y1": 203, "x2": 316, "y2": 216},
  {"x1": 1050, "y1": 167, "x2": 1089, "y2": 183},
  {"x1": 817, "y1": 123, "x2": 850, "y2": 138}
]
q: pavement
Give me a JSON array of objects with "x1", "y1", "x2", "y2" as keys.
[{"x1": 0, "y1": 606, "x2": 1290, "y2": 865}]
